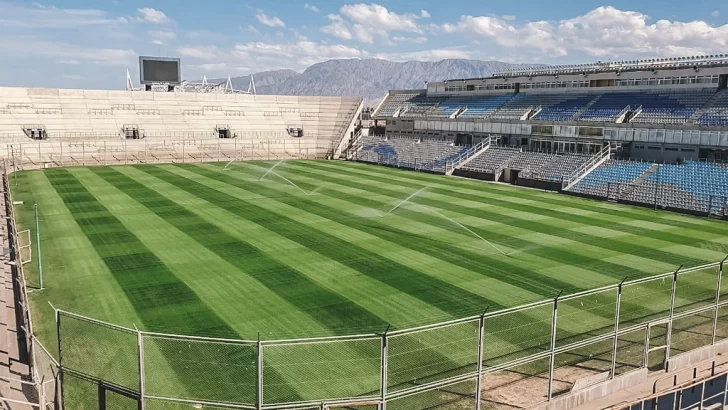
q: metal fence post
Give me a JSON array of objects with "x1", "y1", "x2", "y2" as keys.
[
  {"x1": 380, "y1": 326, "x2": 389, "y2": 410},
  {"x1": 257, "y1": 334, "x2": 263, "y2": 410},
  {"x1": 547, "y1": 293, "x2": 561, "y2": 401},
  {"x1": 138, "y1": 330, "x2": 145, "y2": 410},
  {"x1": 665, "y1": 265, "x2": 682, "y2": 370},
  {"x1": 714, "y1": 257, "x2": 727, "y2": 345},
  {"x1": 611, "y1": 280, "x2": 625, "y2": 378},
  {"x1": 475, "y1": 313, "x2": 486, "y2": 410},
  {"x1": 643, "y1": 323, "x2": 651, "y2": 369},
  {"x1": 56, "y1": 310, "x2": 65, "y2": 410}
]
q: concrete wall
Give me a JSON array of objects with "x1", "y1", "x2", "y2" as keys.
[{"x1": 0, "y1": 87, "x2": 362, "y2": 157}]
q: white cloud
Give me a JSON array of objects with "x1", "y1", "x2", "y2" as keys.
[
  {"x1": 393, "y1": 36, "x2": 428, "y2": 44},
  {"x1": 185, "y1": 30, "x2": 225, "y2": 41},
  {"x1": 0, "y1": 37, "x2": 136, "y2": 66},
  {"x1": 149, "y1": 30, "x2": 176, "y2": 45},
  {"x1": 256, "y1": 13, "x2": 286, "y2": 28},
  {"x1": 57, "y1": 59, "x2": 82, "y2": 65},
  {"x1": 304, "y1": 3, "x2": 320, "y2": 13},
  {"x1": 321, "y1": 3, "x2": 429, "y2": 44},
  {"x1": 713, "y1": 10, "x2": 721, "y2": 18},
  {"x1": 178, "y1": 45, "x2": 220, "y2": 60},
  {"x1": 136, "y1": 7, "x2": 170, "y2": 24},
  {"x1": 321, "y1": 14, "x2": 352, "y2": 40},
  {"x1": 62, "y1": 74, "x2": 85, "y2": 80},
  {"x1": 442, "y1": 6, "x2": 728, "y2": 58},
  {"x1": 502, "y1": 15, "x2": 516, "y2": 21},
  {"x1": 0, "y1": 2, "x2": 121, "y2": 29}
]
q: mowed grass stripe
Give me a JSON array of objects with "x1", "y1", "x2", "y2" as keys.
[
  {"x1": 224, "y1": 161, "x2": 673, "y2": 285},
  {"x1": 295, "y1": 161, "x2": 722, "y2": 266},
  {"x1": 45, "y1": 168, "x2": 235, "y2": 336},
  {"x1": 115, "y1": 166, "x2": 458, "y2": 333},
  {"x1": 318, "y1": 161, "x2": 728, "y2": 238},
  {"x1": 192, "y1": 163, "x2": 668, "y2": 328},
  {"x1": 170, "y1": 164, "x2": 549, "y2": 309},
  {"x1": 286, "y1": 162, "x2": 695, "y2": 268},
  {"x1": 87, "y1": 167, "x2": 387, "y2": 334},
  {"x1": 92, "y1": 166, "x2": 486, "y2": 392},
  {"x1": 270, "y1": 162, "x2": 682, "y2": 278},
  {"x1": 154, "y1": 164, "x2": 578, "y2": 374},
  {"x1": 70, "y1": 167, "x2": 330, "y2": 338},
  {"x1": 139, "y1": 165, "x2": 497, "y2": 315},
  {"x1": 14, "y1": 171, "x2": 143, "y2": 348},
  {"x1": 179, "y1": 163, "x2": 650, "y2": 360},
  {"x1": 45, "y1": 168, "x2": 300, "y2": 404},
  {"x1": 198, "y1": 163, "x2": 589, "y2": 297}
]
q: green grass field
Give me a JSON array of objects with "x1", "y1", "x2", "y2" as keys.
[{"x1": 12, "y1": 160, "x2": 728, "y2": 408}]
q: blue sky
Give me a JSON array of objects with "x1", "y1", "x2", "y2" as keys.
[{"x1": 1, "y1": 0, "x2": 726, "y2": 89}]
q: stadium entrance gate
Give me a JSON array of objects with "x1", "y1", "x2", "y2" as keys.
[
  {"x1": 97, "y1": 382, "x2": 141, "y2": 410},
  {"x1": 709, "y1": 195, "x2": 728, "y2": 219}
]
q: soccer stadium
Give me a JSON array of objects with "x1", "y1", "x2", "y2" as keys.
[{"x1": 3, "y1": 54, "x2": 728, "y2": 410}]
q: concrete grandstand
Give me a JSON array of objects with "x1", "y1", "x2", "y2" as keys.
[
  {"x1": 0, "y1": 87, "x2": 363, "y2": 161},
  {"x1": 359, "y1": 55, "x2": 728, "y2": 218}
]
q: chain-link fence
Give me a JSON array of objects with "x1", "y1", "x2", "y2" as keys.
[
  {"x1": 4, "y1": 138, "x2": 336, "y2": 172},
  {"x1": 35, "y1": 259, "x2": 728, "y2": 410}
]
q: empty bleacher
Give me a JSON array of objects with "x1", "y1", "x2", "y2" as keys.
[
  {"x1": 376, "y1": 89, "x2": 728, "y2": 126},
  {"x1": 451, "y1": 95, "x2": 514, "y2": 118},
  {"x1": 569, "y1": 160, "x2": 728, "y2": 215},
  {"x1": 0, "y1": 87, "x2": 362, "y2": 158},
  {"x1": 357, "y1": 136, "x2": 469, "y2": 173},
  {"x1": 490, "y1": 93, "x2": 596, "y2": 121},
  {"x1": 697, "y1": 90, "x2": 728, "y2": 126},
  {"x1": 459, "y1": 146, "x2": 521, "y2": 173},
  {"x1": 569, "y1": 160, "x2": 655, "y2": 197},
  {"x1": 578, "y1": 90, "x2": 713, "y2": 124},
  {"x1": 524, "y1": 153, "x2": 593, "y2": 182}
]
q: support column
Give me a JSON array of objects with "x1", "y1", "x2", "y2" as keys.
[
  {"x1": 138, "y1": 331, "x2": 145, "y2": 410},
  {"x1": 257, "y1": 334, "x2": 263, "y2": 410},
  {"x1": 714, "y1": 257, "x2": 727, "y2": 344},
  {"x1": 56, "y1": 310, "x2": 65, "y2": 410},
  {"x1": 380, "y1": 326, "x2": 390, "y2": 410},
  {"x1": 475, "y1": 314, "x2": 486, "y2": 410},
  {"x1": 665, "y1": 266, "x2": 682, "y2": 370},
  {"x1": 547, "y1": 293, "x2": 561, "y2": 401},
  {"x1": 611, "y1": 280, "x2": 625, "y2": 378}
]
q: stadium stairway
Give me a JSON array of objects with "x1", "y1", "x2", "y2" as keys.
[
  {"x1": 571, "y1": 94, "x2": 603, "y2": 121},
  {"x1": 615, "y1": 164, "x2": 661, "y2": 199},
  {"x1": 688, "y1": 89, "x2": 728, "y2": 124}
]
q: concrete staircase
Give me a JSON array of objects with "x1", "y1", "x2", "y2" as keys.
[
  {"x1": 688, "y1": 89, "x2": 727, "y2": 124},
  {"x1": 571, "y1": 94, "x2": 602, "y2": 121},
  {"x1": 614, "y1": 163, "x2": 661, "y2": 199}
]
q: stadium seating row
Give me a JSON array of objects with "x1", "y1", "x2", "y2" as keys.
[
  {"x1": 376, "y1": 89, "x2": 726, "y2": 125},
  {"x1": 0, "y1": 88, "x2": 361, "y2": 155},
  {"x1": 569, "y1": 160, "x2": 728, "y2": 214},
  {"x1": 357, "y1": 136, "x2": 469, "y2": 173},
  {"x1": 459, "y1": 147, "x2": 592, "y2": 181}
]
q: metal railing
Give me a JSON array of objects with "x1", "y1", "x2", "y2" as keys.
[
  {"x1": 44, "y1": 258, "x2": 728, "y2": 410},
  {"x1": 607, "y1": 359, "x2": 728, "y2": 410},
  {"x1": 3, "y1": 138, "x2": 335, "y2": 171},
  {"x1": 445, "y1": 138, "x2": 491, "y2": 175},
  {"x1": 562, "y1": 143, "x2": 612, "y2": 189}
]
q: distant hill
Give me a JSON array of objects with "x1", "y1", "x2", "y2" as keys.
[{"x1": 211, "y1": 58, "x2": 529, "y2": 107}]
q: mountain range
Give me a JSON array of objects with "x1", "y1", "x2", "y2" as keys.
[{"x1": 211, "y1": 59, "x2": 529, "y2": 107}]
